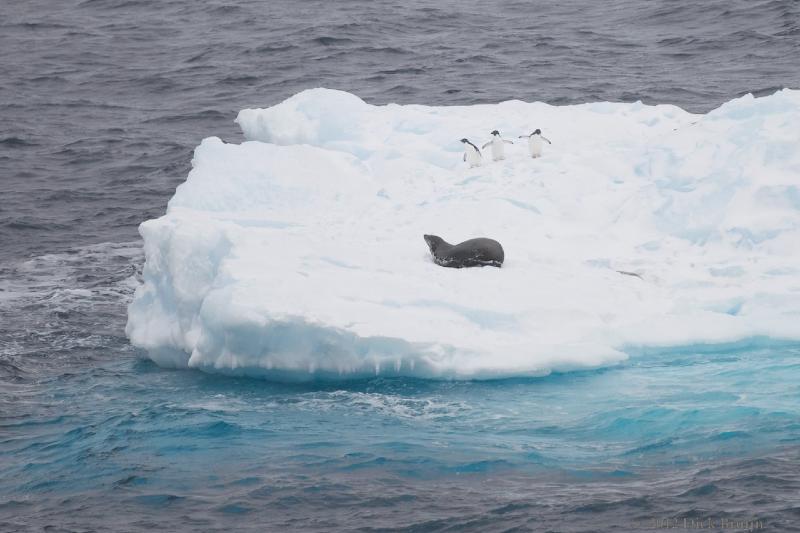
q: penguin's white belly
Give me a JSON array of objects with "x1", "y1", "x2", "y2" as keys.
[
  {"x1": 529, "y1": 137, "x2": 543, "y2": 157},
  {"x1": 491, "y1": 139, "x2": 505, "y2": 160},
  {"x1": 465, "y1": 149, "x2": 482, "y2": 167}
]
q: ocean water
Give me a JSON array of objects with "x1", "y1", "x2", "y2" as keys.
[{"x1": 2, "y1": 0, "x2": 800, "y2": 531}]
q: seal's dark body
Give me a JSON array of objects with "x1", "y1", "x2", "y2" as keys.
[{"x1": 423, "y1": 235, "x2": 504, "y2": 268}]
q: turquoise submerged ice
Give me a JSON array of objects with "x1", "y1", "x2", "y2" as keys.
[
  {"x1": 126, "y1": 89, "x2": 800, "y2": 381},
  {"x1": 6, "y1": 340, "x2": 799, "y2": 528}
]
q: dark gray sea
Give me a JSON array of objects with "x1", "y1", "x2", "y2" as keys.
[{"x1": 2, "y1": 1, "x2": 800, "y2": 531}]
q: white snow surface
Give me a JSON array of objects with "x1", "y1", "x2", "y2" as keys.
[{"x1": 126, "y1": 88, "x2": 800, "y2": 380}]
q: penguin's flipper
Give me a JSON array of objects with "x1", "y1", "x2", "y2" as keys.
[
  {"x1": 463, "y1": 153, "x2": 466, "y2": 162},
  {"x1": 481, "y1": 142, "x2": 491, "y2": 149},
  {"x1": 542, "y1": 136, "x2": 552, "y2": 144},
  {"x1": 504, "y1": 139, "x2": 514, "y2": 145},
  {"x1": 518, "y1": 135, "x2": 528, "y2": 139}
]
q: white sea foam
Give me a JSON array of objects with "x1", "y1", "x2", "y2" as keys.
[
  {"x1": 126, "y1": 88, "x2": 800, "y2": 380},
  {"x1": 0, "y1": 242, "x2": 142, "y2": 306}
]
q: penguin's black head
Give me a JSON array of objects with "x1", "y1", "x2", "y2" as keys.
[
  {"x1": 491, "y1": 130, "x2": 500, "y2": 135},
  {"x1": 533, "y1": 129, "x2": 542, "y2": 135},
  {"x1": 460, "y1": 138, "x2": 469, "y2": 143}
]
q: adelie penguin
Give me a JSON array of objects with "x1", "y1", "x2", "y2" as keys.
[
  {"x1": 519, "y1": 129, "x2": 551, "y2": 158},
  {"x1": 424, "y1": 234, "x2": 504, "y2": 268},
  {"x1": 460, "y1": 138, "x2": 483, "y2": 168},
  {"x1": 482, "y1": 130, "x2": 514, "y2": 161}
]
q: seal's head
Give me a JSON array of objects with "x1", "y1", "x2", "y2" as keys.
[
  {"x1": 423, "y1": 234, "x2": 444, "y2": 254},
  {"x1": 491, "y1": 130, "x2": 500, "y2": 136}
]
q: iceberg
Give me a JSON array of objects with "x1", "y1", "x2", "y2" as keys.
[{"x1": 126, "y1": 88, "x2": 800, "y2": 381}]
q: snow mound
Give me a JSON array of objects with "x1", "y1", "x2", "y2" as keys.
[{"x1": 126, "y1": 88, "x2": 800, "y2": 381}]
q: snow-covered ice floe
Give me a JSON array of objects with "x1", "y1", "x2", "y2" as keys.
[{"x1": 126, "y1": 88, "x2": 800, "y2": 381}]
